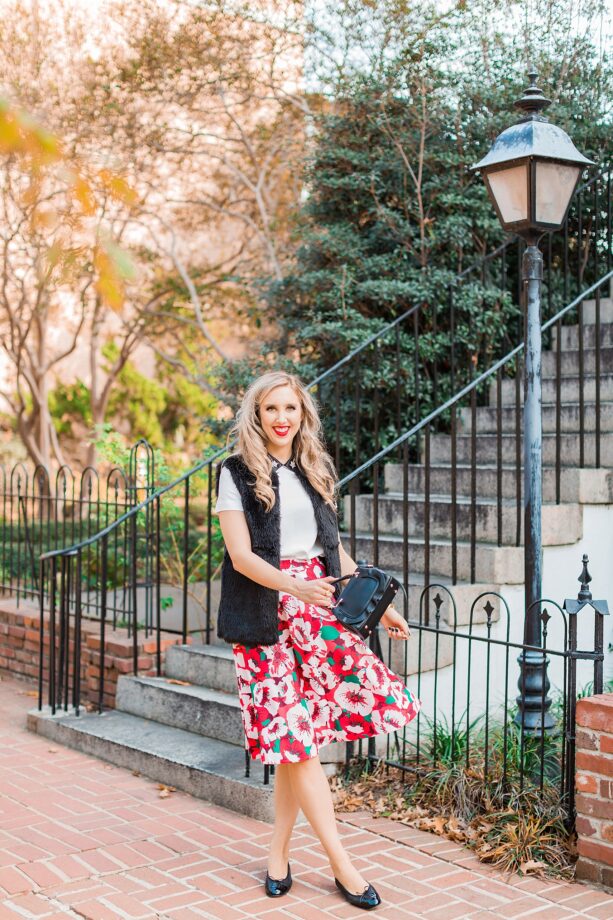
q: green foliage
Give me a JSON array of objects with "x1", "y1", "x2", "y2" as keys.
[
  {"x1": 489, "y1": 712, "x2": 563, "y2": 783},
  {"x1": 49, "y1": 380, "x2": 93, "y2": 435},
  {"x1": 104, "y1": 343, "x2": 169, "y2": 448},
  {"x1": 576, "y1": 677, "x2": 613, "y2": 698},
  {"x1": 420, "y1": 710, "x2": 483, "y2": 767},
  {"x1": 101, "y1": 343, "x2": 220, "y2": 465}
]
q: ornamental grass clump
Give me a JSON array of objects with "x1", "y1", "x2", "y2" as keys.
[
  {"x1": 332, "y1": 759, "x2": 575, "y2": 879},
  {"x1": 475, "y1": 805, "x2": 573, "y2": 877},
  {"x1": 331, "y1": 707, "x2": 577, "y2": 879}
]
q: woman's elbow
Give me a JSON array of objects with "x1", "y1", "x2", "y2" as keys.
[{"x1": 228, "y1": 548, "x2": 253, "y2": 576}]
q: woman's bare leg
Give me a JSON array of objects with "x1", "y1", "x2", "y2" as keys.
[
  {"x1": 286, "y1": 755, "x2": 368, "y2": 893},
  {"x1": 268, "y1": 763, "x2": 300, "y2": 877}
]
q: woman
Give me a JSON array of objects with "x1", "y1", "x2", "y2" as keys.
[{"x1": 214, "y1": 370, "x2": 420, "y2": 910}]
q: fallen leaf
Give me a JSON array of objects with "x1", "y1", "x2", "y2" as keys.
[
  {"x1": 166, "y1": 679, "x2": 191, "y2": 686},
  {"x1": 519, "y1": 859, "x2": 548, "y2": 876}
]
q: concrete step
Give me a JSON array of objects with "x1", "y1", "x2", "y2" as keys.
[
  {"x1": 541, "y1": 345, "x2": 613, "y2": 377},
  {"x1": 26, "y1": 706, "x2": 275, "y2": 822},
  {"x1": 551, "y1": 321, "x2": 613, "y2": 350},
  {"x1": 116, "y1": 674, "x2": 345, "y2": 766},
  {"x1": 346, "y1": 494, "x2": 582, "y2": 546},
  {"x1": 116, "y1": 675, "x2": 244, "y2": 746},
  {"x1": 165, "y1": 642, "x2": 237, "y2": 694},
  {"x1": 582, "y1": 297, "x2": 613, "y2": 324},
  {"x1": 137, "y1": 663, "x2": 353, "y2": 765},
  {"x1": 165, "y1": 630, "x2": 464, "y2": 717},
  {"x1": 343, "y1": 532, "x2": 524, "y2": 584},
  {"x1": 427, "y1": 431, "x2": 613, "y2": 466},
  {"x1": 489, "y1": 373, "x2": 613, "y2": 406},
  {"x1": 383, "y1": 463, "x2": 613, "y2": 504},
  {"x1": 458, "y1": 402, "x2": 613, "y2": 435}
]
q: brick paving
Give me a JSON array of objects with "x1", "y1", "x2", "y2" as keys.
[{"x1": 0, "y1": 674, "x2": 612, "y2": 920}]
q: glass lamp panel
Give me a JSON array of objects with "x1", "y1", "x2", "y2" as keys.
[
  {"x1": 535, "y1": 161, "x2": 581, "y2": 226},
  {"x1": 486, "y1": 163, "x2": 528, "y2": 226}
]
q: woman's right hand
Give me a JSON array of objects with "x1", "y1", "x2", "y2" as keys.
[{"x1": 291, "y1": 575, "x2": 337, "y2": 607}]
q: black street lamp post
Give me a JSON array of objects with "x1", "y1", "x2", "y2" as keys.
[{"x1": 472, "y1": 72, "x2": 593, "y2": 733}]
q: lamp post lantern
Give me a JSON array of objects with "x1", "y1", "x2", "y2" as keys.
[{"x1": 472, "y1": 71, "x2": 594, "y2": 733}]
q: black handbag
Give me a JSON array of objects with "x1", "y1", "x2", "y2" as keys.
[{"x1": 330, "y1": 563, "x2": 407, "y2": 639}]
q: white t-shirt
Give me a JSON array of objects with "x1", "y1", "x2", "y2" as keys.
[{"x1": 215, "y1": 462, "x2": 329, "y2": 560}]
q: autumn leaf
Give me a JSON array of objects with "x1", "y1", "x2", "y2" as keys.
[
  {"x1": 72, "y1": 176, "x2": 96, "y2": 216},
  {"x1": 1, "y1": 96, "x2": 135, "y2": 312},
  {"x1": 99, "y1": 169, "x2": 139, "y2": 207},
  {"x1": 519, "y1": 859, "x2": 548, "y2": 876}
]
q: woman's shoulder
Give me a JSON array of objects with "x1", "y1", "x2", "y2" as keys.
[
  {"x1": 220, "y1": 453, "x2": 249, "y2": 476},
  {"x1": 218, "y1": 453, "x2": 259, "y2": 493}
]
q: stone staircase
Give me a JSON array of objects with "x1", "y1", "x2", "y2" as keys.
[
  {"x1": 346, "y1": 296, "x2": 613, "y2": 593},
  {"x1": 28, "y1": 294, "x2": 613, "y2": 821}
]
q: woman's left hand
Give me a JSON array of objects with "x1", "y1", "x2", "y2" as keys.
[{"x1": 380, "y1": 606, "x2": 411, "y2": 640}]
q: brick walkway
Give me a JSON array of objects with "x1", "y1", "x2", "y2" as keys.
[{"x1": 0, "y1": 675, "x2": 612, "y2": 920}]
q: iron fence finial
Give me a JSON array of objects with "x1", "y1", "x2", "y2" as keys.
[
  {"x1": 578, "y1": 554, "x2": 592, "y2": 602},
  {"x1": 563, "y1": 554, "x2": 609, "y2": 617}
]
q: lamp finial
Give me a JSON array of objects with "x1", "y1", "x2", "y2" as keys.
[{"x1": 515, "y1": 69, "x2": 551, "y2": 120}]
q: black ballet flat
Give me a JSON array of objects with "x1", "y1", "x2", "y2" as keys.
[
  {"x1": 264, "y1": 862, "x2": 292, "y2": 897},
  {"x1": 335, "y1": 876, "x2": 381, "y2": 909}
]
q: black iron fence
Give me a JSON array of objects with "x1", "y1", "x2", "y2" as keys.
[
  {"x1": 0, "y1": 439, "x2": 155, "y2": 610},
  {"x1": 33, "y1": 501, "x2": 610, "y2": 829},
  {"x1": 343, "y1": 553, "x2": 609, "y2": 830}
]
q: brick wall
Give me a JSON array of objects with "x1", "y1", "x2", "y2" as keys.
[
  {"x1": 575, "y1": 692, "x2": 613, "y2": 890},
  {"x1": 0, "y1": 596, "x2": 189, "y2": 709}
]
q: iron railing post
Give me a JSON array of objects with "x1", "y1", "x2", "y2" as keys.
[{"x1": 515, "y1": 243, "x2": 555, "y2": 734}]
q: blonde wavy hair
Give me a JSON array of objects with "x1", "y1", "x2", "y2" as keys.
[{"x1": 227, "y1": 371, "x2": 337, "y2": 511}]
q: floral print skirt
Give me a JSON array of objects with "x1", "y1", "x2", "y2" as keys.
[{"x1": 231, "y1": 556, "x2": 421, "y2": 764}]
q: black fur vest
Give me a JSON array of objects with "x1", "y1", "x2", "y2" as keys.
[{"x1": 215, "y1": 453, "x2": 342, "y2": 646}]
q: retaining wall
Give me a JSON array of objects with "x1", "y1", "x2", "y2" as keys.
[{"x1": 0, "y1": 596, "x2": 188, "y2": 709}]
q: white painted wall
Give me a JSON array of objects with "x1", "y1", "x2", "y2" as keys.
[{"x1": 398, "y1": 501, "x2": 613, "y2": 738}]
